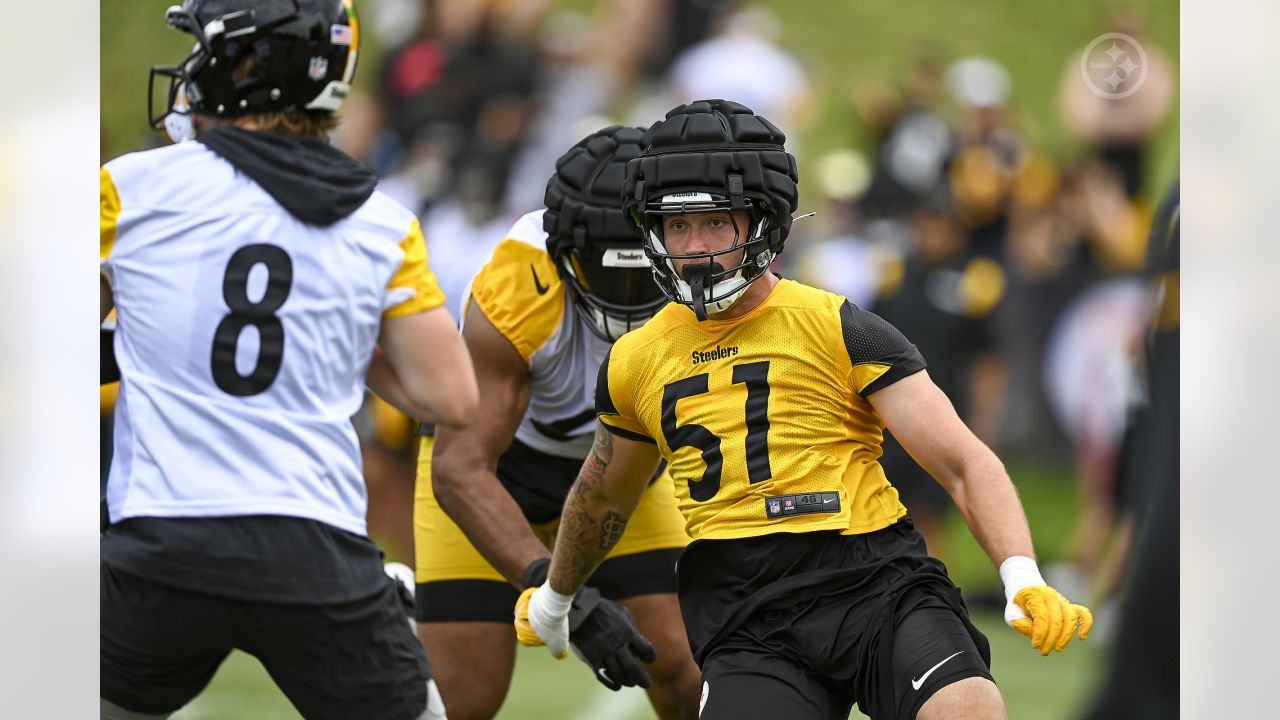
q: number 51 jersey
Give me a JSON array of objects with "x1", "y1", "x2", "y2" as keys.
[
  {"x1": 597, "y1": 279, "x2": 924, "y2": 541},
  {"x1": 100, "y1": 142, "x2": 444, "y2": 535}
]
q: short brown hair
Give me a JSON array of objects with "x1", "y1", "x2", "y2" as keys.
[{"x1": 238, "y1": 107, "x2": 339, "y2": 140}]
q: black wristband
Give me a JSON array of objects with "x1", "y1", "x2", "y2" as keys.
[{"x1": 521, "y1": 558, "x2": 551, "y2": 589}]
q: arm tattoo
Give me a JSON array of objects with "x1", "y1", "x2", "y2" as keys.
[
  {"x1": 600, "y1": 511, "x2": 627, "y2": 549},
  {"x1": 581, "y1": 426, "x2": 613, "y2": 489},
  {"x1": 550, "y1": 427, "x2": 628, "y2": 591}
]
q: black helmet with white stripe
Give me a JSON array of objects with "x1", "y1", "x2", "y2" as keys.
[
  {"x1": 544, "y1": 126, "x2": 667, "y2": 342},
  {"x1": 622, "y1": 99, "x2": 799, "y2": 319}
]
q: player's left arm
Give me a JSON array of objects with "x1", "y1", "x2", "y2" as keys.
[{"x1": 868, "y1": 370, "x2": 1093, "y2": 655}]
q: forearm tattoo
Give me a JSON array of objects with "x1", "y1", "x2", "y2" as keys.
[
  {"x1": 600, "y1": 511, "x2": 627, "y2": 549},
  {"x1": 551, "y1": 426, "x2": 628, "y2": 591}
]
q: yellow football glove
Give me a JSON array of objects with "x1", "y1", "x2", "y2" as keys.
[
  {"x1": 1000, "y1": 556, "x2": 1093, "y2": 656},
  {"x1": 514, "y1": 583, "x2": 571, "y2": 658},
  {"x1": 1009, "y1": 586, "x2": 1093, "y2": 655}
]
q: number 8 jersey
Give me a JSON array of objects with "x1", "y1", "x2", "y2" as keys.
[
  {"x1": 100, "y1": 141, "x2": 444, "y2": 535},
  {"x1": 597, "y1": 279, "x2": 924, "y2": 541}
]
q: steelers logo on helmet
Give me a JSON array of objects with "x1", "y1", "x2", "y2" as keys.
[
  {"x1": 622, "y1": 99, "x2": 799, "y2": 320},
  {"x1": 543, "y1": 126, "x2": 668, "y2": 342},
  {"x1": 148, "y1": 0, "x2": 361, "y2": 132}
]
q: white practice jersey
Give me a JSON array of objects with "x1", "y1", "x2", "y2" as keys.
[
  {"x1": 101, "y1": 141, "x2": 444, "y2": 535},
  {"x1": 465, "y1": 210, "x2": 612, "y2": 459}
]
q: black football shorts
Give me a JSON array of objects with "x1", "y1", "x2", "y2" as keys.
[
  {"x1": 685, "y1": 521, "x2": 994, "y2": 720},
  {"x1": 101, "y1": 560, "x2": 431, "y2": 719}
]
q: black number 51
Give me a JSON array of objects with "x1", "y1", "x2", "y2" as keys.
[{"x1": 660, "y1": 360, "x2": 773, "y2": 502}]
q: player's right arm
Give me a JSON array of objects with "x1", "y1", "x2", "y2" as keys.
[
  {"x1": 430, "y1": 301, "x2": 553, "y2": 586},
  {"x1": 516, "y1": 421, "x2": 660, "y2": 660},
  {"x1": 372, "y1": 216, "x2": 478, "y2": 428},
  {"x1": 374, "y1": 306, "x2": 478, "y2": 428}
]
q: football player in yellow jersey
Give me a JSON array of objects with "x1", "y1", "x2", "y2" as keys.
[
  {"x1": 414, "y1": 126, "x2": 701, "y2": 719},
  {"x1": 516, "y1": 101, "x2": 1092, "y2": 720}
]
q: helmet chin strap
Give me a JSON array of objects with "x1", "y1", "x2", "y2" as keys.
[
  {"x1": 682, "y1": 262, "x2": 721, "y2": 321},
  {"x1": 165, "y1": 84, "x2": 196, "y2": 143}
]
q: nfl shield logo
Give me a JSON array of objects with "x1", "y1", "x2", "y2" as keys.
[
  {"x1": 308, "y1": 56, "x2": 329, "y2": 81},
  {"x1": 769, "y1": 500, "x2": 780, "y2": 514}
]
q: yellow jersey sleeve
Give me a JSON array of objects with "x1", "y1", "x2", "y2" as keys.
[
  {"x1": 101, "y1": 167, "x2": 120, "y2": 263},
  {"x1": 383, "y1": 219, "x2": 446, "y2": 318},
  {"x1": 839, "y1": 301, "x2": 926, "y2": 395},
  {"x1": 469, "y1": 238, "x2": 565, "y2": 365},
  {"x1": 595, "y1": 346, "x2": 656, "y2": 443}
]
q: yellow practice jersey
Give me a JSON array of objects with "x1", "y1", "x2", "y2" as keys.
[{"x1": 597, "y1": 279, "x2": 925, "y2": 541}]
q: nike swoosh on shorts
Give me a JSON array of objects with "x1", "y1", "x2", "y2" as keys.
[{"x1": 911, "y1": 651, "x2": 964, "y2": 691}]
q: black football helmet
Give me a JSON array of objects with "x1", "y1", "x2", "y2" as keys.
[
  {"x1": 622, "y1": 100, "x2": 799, "y2": 320},
  {"x1": 149, "y1": 0, "x2": 360, "y2": 131},
  {"x1": 544, "y1": 126, "x2": 667, "y2": 342}
]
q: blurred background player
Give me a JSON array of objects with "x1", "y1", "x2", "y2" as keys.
[
  {"x1": 410, "y1": 126, "x2": 700, "y2": 719},
  {"x1": 518, "y1": 100, "x2": 1091, "y2": 720},
  {"x1": 872, "y1": 189, "x2": 1006, "y2": 565},
  {"x1": 1084, "y1": 182, "x2": 1178, "y2": 719},
  {"x1": 99, "y1": 2, "x2": 477, "y2": 718}
]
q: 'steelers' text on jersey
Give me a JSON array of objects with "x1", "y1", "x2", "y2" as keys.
[
  {"x1": 465, "y1": 210, "x2": 613, "y2": 459},
  {"x1": 597, "y1": 280, "x2": 924, "y2": 541},
  {"x1": 100, "y1": 142, "x2": 444, "y2": 535}
]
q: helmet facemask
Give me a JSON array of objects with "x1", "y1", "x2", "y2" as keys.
[
  {"x1": 638, "y1": 193, "x2": 775, "y2": 320},
  {"x1": 543, "y1": 125, "x2": 664, "y2": 343},
  {"x1": 556, "y1": 238, "x2": 668, "y2": 342}
]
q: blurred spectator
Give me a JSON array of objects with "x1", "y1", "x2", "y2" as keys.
[
  {"x1": 872, "y1": 192, "x2": 1007, "y2": 562},
  {"x1": 945, "y1": 56, "x2": 1022, "y2": 260},
  {"x1": 347, "y1": 0, "x2": 543, "y2": 190},
  {"x1": 860, "y1": 51, "x2": 956, "y2": 220},
  {"x1": 1041, "y1": 276, "x2": 1149, "y2": 596},
  {"x1": 665, "y1": 4, "x2": 812, "y2": 134},
  {"x1": 503, "y1": 10, "x2": 623, "y2": 214},
  {"x1": 787, "y1": 149, "x2": 882, "y2": 308},
  {"x1": 993, "y1": 153, "x2": 1152, "y2": 605},
  {"x1": 1058, "y1": 8, "x2": 1175, "y2": 199},
  {"x1": 596, "y1": 0, "x2": 735, "y2": 90}
]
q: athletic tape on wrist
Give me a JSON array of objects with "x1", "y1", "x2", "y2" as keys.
[
  {"x1": 537, "y1": 580, "x2": 575, "y2": 616},
  {"x1": 998, "y1": 555, "x2": 1046, "y2": 603}
]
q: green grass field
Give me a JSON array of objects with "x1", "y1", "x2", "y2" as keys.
[{"x1": 175, "y1": 609, "x2": 1104, "y2": 719}]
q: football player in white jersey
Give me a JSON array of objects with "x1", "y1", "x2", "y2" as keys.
[
  {"x1": 99, "y1": 2, "x2": 475, "y2": 719},
  {"x1": 402, "y1": 127, "x2": 702, "y2": 719}
]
